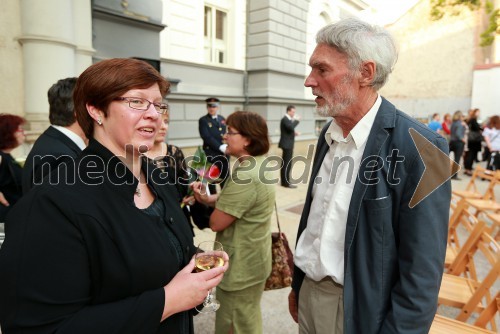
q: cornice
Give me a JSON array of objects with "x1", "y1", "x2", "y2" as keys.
[
  {"x1": 92, "y1": 5, "x2": 166, "y2": 32},
  {"x1": 16, "y1": 35, "x2": 76, "y2": 49}
]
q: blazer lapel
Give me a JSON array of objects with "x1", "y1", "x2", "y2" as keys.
[
  {"x1": 298, "y1": 122, "x2": 331, "y2": 234},
  {"x1": 344, "y1": 98, "x2": 396, "y2": 254},
  {"x1": 46, "y1": 127, "x2": 82, "y2": 155}
]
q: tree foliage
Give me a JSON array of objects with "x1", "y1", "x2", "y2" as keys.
[{"x1": 430, "y1": 0, "x2": 499, "y2": 46}]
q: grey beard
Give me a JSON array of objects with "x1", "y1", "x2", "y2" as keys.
[
  {"x1": 315, "y1": 87, "x2": 357, "y2": 118},
  {"x1": 315, "y1": 99, "x2": 353, "y2": 118},
  {"x1": 315, "y1": 105, "x2": 331, "y2": 117}
]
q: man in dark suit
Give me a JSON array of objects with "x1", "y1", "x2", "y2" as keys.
[
  {"x1": 22, "y1": 77, "x2": 86, "y2": 194},
  {"x1": 288, "y1": 18, "x2": 451, "y2": 334},
  {"x1": 198, "y1": 97, "x2": 229, "y2": 191},
  {"x1": 279, "y1": 105, "x2": 300, "y2": 188}
]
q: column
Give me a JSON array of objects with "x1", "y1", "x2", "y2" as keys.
[
  {"x1": 74, "y1": 0, "x2": 95, "y2": 74},
  {"x1": 18, "y1": 0, "x2": 93, "y2": 139}
]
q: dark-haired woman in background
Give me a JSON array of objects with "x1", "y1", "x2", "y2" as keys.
[
  {"x1": 0, "y1": 58, "x2": 227, "y2": 333},
  {"x1": 464, "y1": 108, "x2": 482, "y2": 175},
  {"x1": 449, "y1": 110, "x2": 466, "y2": 180},
  {"x1": 0, "y1": 114, "x2": 25, "y2": 222},
  {"x1": 193, "y1": 111, "x2": 275, "y2": 334}
]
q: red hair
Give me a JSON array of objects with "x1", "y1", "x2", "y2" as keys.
[
  {"x1": 0, "y1": 114, "x2": 25, "y2": 150},
  {"x1": 74, "y1": 58, "x2": 170, "y2": 139}
]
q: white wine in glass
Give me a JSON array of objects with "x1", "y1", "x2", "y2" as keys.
[
  {"x1": 194, "y1": 241, "x2": 224, "y2": 313},
  {"x1": 195, "y1": 254, "x2": 224, "y2": 271}
]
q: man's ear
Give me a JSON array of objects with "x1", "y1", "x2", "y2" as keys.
[{"x1": 359, "y1": 61, "x2": 376, "y2": 87}]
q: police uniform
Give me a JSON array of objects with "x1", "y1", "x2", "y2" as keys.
[{"x1": 198, "y1": 97, "x2": 229, "y2": 189}]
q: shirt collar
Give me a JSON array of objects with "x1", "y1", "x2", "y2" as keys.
[
  {"x1": 324, "y1": 94, "x2": 381, "y2": 149},
  {"x1": 51, "y1": 125, "x2": 87, "y2": 150},
  {"x1": 285, "y1": 113, "x2": 293, "y2": 121}
]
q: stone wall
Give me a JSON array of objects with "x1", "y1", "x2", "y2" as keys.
[{"x1": 380, "y1": 0, "x2": 477, "y2": 118}]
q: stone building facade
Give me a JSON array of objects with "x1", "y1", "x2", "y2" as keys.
[{"x1": 1, "y1": 0, "x2": 370, "y2": 158}]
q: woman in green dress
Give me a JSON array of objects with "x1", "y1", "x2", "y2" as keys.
[{"x1": 193, "y1": 111, "x2": 275, "y2": 334}]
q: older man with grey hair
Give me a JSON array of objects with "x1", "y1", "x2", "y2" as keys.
[{"x1": 288, "y1": 17, "x2": 450, "y2": 334}]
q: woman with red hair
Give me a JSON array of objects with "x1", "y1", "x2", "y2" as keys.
[
  {"x1": 0, "y1": 59, "x2": 227, "y2": 333},
  {"x1": 0, "y1": 114, "x2": 26, "y2": 221}
]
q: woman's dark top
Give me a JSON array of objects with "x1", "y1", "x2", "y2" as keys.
[
  {"x1": 0, "y1": 151, "x2": 23, "y2": 221},
  {"x1": 467, "y1": 118, "x2": 482, "y2": 151},
  {"x1": 141, "y1": 196, "x2": 189, "y2": 334},
  {"x1": 0, "y1": 139, "x2": 196, "y2": 333},
  {"x1": 152, "y1": 144, "x2": 198, "y2": 233},
  {"x1": 154, "y1": 144, "x2": 190, "y2": 200}
]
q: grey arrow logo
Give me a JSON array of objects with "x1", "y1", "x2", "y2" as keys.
[{"x1": 409, "y1": 128, "x2": 460, "y2": 208}]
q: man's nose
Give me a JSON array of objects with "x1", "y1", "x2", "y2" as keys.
[{"x1": 304, "y1": 74, "x2": 316, "y2": 87}]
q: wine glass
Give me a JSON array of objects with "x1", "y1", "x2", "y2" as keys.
[{"x1": 194, "y1": 240, "x2": 224, "y2": 313}]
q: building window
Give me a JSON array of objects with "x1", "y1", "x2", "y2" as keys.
[{"x1": 204, "y1": 5, "x2": 227, "y2": 64}]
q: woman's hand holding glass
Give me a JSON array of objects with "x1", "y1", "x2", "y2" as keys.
[
  {"x1": 161, "y1": 244, "x2": 228, "y2": 321},
  {"x1": 194, "y1": 241, "x2": 225, "y2": 313}
]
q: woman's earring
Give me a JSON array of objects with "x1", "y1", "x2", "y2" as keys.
[{"x1": 97, "y1": 118, "x2": 102, "y2": 125}]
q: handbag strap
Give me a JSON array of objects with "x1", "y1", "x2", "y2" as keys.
[{"x1": 275, "y1": 201, "x2": 281, "y2": 235}]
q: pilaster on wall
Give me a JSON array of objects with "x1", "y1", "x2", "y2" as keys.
[
  {"x1": 247, "y1": 0, "x2": 308, "y2": 77},
  {"x1": 247, "y1": 0, "x2": 309, "y2": 79},
  {"x1": 246, "y1": 0, "x2": 316, "y2": 138},
  {"x1": 19, "y1": 0, "x2": 94, "y2": 140}
]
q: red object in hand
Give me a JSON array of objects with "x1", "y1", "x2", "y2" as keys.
[{"x1": 207, "y1": 165, "x2": 221, "y2": 179}]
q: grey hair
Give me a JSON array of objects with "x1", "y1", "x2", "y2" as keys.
[{"x1": 316, "y1": 17, "x2": 398, "y2": 91}]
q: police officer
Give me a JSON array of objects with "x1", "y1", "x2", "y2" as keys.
[{"x1": 198, "y1": 97, "x2": 229, "y2": 191}]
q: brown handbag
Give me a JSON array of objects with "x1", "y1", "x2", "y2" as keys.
[{"x1": 265, "y1": 202, "x2": 294, "y2": 290}]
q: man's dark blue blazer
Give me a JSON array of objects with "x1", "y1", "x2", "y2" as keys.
[
  {"x1": 22, "y1": 126, "x2": 82, "y2": 194},
  {"x1": 292, "y1": 97, "x2": 451, "y2": 334}
]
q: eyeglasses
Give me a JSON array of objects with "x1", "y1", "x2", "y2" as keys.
[
  {"x1": 115, "y1": 97, "x2": 169, "y2": 114},
  {"x1": 226, "y1": 131, "x2": 240, "y2": 136}
]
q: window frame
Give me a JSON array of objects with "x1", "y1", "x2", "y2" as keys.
[{"x1": 204, "y1": 4, "x2": 228, "y2": 65}]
